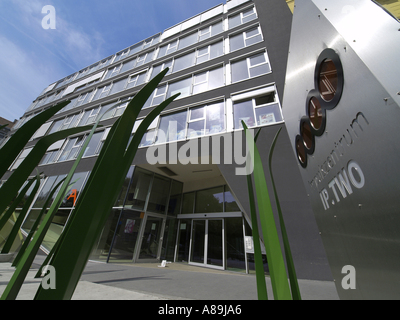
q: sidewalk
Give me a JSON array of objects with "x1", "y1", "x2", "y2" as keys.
[{"x1": 0, "y1": 254, "x2": 339, "y2": 300}]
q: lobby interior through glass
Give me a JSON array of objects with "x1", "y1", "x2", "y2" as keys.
[{"x1": 90, "y1": 165, "x2": 268, "y2": 273}]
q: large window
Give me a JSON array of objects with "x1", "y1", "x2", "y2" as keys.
[
  {"x1": 233, "y1": 88, "x2": 283, "y2": 129},
  {"x1": 172, "y1": 52, "x2": 196, "y2": 73},
  {"x1": 109, "y1": 77, "x2": 128, "y2": 96},
  {"x1": 126, "y1": 70, "x2": 147, "y2": 89},
  {"x1": 92, "y1": 84, "x2": 112, "y2": 101},
  {"x1": 231, "y1": 51, "x2": 271, "y2": 83},
  {"x1": 196, "y1": 41, "x2": 223, "y2": 64},
  {"x1": 156, "y1": 110, "x2": 188, "y2": 143},
  {"x1": 10, "y1": 147, "x2": 33, "y2": 170},
  {"x1": 105, "y1": 64, "x2": 122, "y2": 80},
  {"x1": 77, "y1": 107, "x2": 101, "y2": 126},
  {"x1": 157, "y1": 20, "x2": 224, "y2": 60},
  {"x1": 228, "y1": 6, "x2": 258, "y2": 29},
  {"x1": 58, "y1": 135, "x2": 86, "y2": 162},
  {"x1": 180, "y1": 185, "x2": 240, "y2": 214},
  {"x1": 229, "y1": 25, "x2": 263, "y2": 52},
  {"x1": 155, "y1": 100, "x2": 225, "y2": 144}
]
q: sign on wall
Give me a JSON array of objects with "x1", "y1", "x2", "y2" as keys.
[{"x1": 282, "y1": 0, "x2": 400, "y2": 299}]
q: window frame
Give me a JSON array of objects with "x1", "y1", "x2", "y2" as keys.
[
  {"x1": 230, "y1": 51, "x2": 271, "y2": 83},
  {"x1": 232, "y1": 86, "x2": 283, "y2": 130}
]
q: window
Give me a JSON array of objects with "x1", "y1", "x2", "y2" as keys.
[
  {"x1": 193, "y1": 66, "x2": 224, "y2": 95},
  {"x1": 113, "y1": 50, "x2": 129, "y2": 63},
  {"x1": 98, "y1": 57, "x2": 113, "y2": 69},
  {"x1": 47, "y1": 118, "x2": 64, "y2": 134},
  {"x1": 96, "y1": 127, "x2": 110, "y2": 154},
  {"x1": 139, "y1": 129, "x2": 156, "y2": 147},
  {"x1": 196, "y1": 41, "x2": 223, "y2": 64},
  {"x1": 228, "y1": 6, "x2": 257, "y2": 29},
  {"x1": 167, "y1": 77, "x2": 192, "y2": 99},
  {"x1": 143, "y1": 35, "x2": 160, "y2": 49},
  {"x1": 58, "y1": 136, "x2": 86, "y2": 162},
  {"x1": 156, "y1": 101, "x2": 225, "y2": 143},
  {"x1": 199, "y1": 20, "x2": 224, "y2": 41},
  {"x1": 178, "y1": 32, "x2": 198, "y2": 50},
  {"x1": 136, "y1": 50, "x2": 155, "y2": 67},
  {"x1": 102, "y1": 101, "x2": 128, "y2": 119},
  {"x1": 229, "y1": 26, "x2": 263, "y2": 52},
  {"x1": 128, "y1": 43, "x2": 142, "y2": 57},
  {"x1": 105, "y1": 64, "x2": 123, "y2": 80},
  {"x1": 78, "y1": 107, "x2": 101, "y2": 126},
  {"x1": 82, "y1": 130, "x2": 104, "y2": 158},
  {"x1": 40, "y1": 139, "x2": 65, "y2": 165},
  {"x1": 231, "y1": 52, "x2": 271, "y2": 83},
  {"x1": 181, "y1": 185, "x2": 239, "y2": 214},
  {"x1": 31, "y1": 121, "x2": 52, "y2": 140},
  {"x1": 195, "y1": 186, "x2": 224, "y2": 213},
  {"x1": 10, "y1": 147, "x2": 33, "y2": 170},
  {"x1": 172, "y1": 51, "x2": 195, "y2": 73},
  {"x1": 77, "y1": 68, "x2": 89, "y2": 80},
  {"x1": 120, "y1": 59, "x2": 136, "y2": 74},
  {"x1": 147, "y1": 174, "x2": 171, "y2": 214},
  {"x1": 145, "y1": 66, "x2": 224, "y2": 109},
  {"x1": 75, "y1": 91, "x2": 92, "y2": 107},
  {"x1": 59, "y1": 113, "x2": 79, "y2": 131},
  {"x1": 233, "y1": 89, "x2": 283, "y2": 129},
  {"x1": 150, "y1": 60, "x2": 173, "y2": 80},
  {"x1": 156, "y1": 110, "x2": 188, "y2": 144},
  {"x1": 109, "y1": 77, "x2": 128, "y2": 96},
  {"x1": 158, "y1": 39, "x2": 179, "y2": 58},
  {"x1": 126, "y1": 70, "x2": 147, "y2": 89},
  {"x1": 92, "y1": 84, "x2": 112, "y2": 101}
]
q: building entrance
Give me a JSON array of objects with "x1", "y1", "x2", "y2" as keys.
[
  {"x1": 135, "y1": 214, "x2": 165, "y2": 262},
  {"x1": 189, "y1": 219, "x2": 224, "y2": 270}
]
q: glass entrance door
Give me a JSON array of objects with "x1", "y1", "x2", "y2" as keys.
[
  {"x1": 189, "y1": 219, "x2": 224, "y2": 269},
  {"x1": 137, "y1": 215, "x2": 165, "y2": 261}
]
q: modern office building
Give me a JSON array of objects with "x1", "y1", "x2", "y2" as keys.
[{"x1": 2, "y1": 0, "x2": 333, "y2": 280}]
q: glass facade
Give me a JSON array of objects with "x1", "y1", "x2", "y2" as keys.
[
  {"x1": 9, "y1": 0, "x2": 278, "y2": 275},
  {"x1": 21, "y1": 171, "x2": 90, "y2": 251},
  {"x1": 86, "y1": 166, "x2": 258, "y2": 273}
]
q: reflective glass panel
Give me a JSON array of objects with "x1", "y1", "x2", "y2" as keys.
[
  {"x1": 108, "y1": 209, "x2": 143, "y2": 262},
  {"x1": 178, "y1": 33, "x2": 198, "y2": 50},
  {"x1": 224, "y1": 187, "x2": 240, "y2": 212},
  {"x1": 167, "y1": 180, "x2": 183, "y2": 216},
  {"x1": 138, "y1": 216, "x2": 164, "y2": 259},
  {"x1": 195, "y1": 186, "x2": 224, "y2": 213},
  {"x1": 226, "y1": 217, "x2": 246, "y2": 272},
  {"x1": 83, "y1": 131, "x2": 104, "y2": 158},
  {"x1": 173, "y1": 52, "x2": 195, "y2": 73},
  {"x1": 181, "y1": 192, "x2": 195, "y2": 214},
  {"x1": 156, "y1": 110, "x2": 188, "y2": 143},
  {"x1": 231, "y1": 59, "x2": 248, "y2": 83},
  {"x1": 124, "y1": 168, "x2": 152, "y2": 211},
  {"x1": 207, "y1": 220, "x2": 223, "y2": 267},
  {"x1": 233, "y1": 99, "x2": 255, "y2": 128},
  {"x1": 167, "y1": 77, "x2": 192, "y2": 99},
  {"x1": 147, "y1": 175, "x2": 171, "y2": 214},
  {"x1": 206, "y1": 102, "x2": 225, "y2": 134}
]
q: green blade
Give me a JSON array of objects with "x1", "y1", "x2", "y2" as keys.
[
  {"x1": 268, "y1": 127, "x2": 301, "y2": 300},
  {"x1": 246, "y1": 163, "x2": 268, "y2": 300},
  {"x1": 242, "y1": 121, "x2": 291, "y2": 300},
  {"x1": 0, "y1": 101, "x2": 70, "y2": 177},
  {"x1": 0, "y1": 125, "x2": 92, "y2": 216},
  {"x1": 34, "y1": 68, "x2": 178, "y2": 300},
  {"x1": 1, "y1": 173, "x2": 40, "y2": 254}
]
